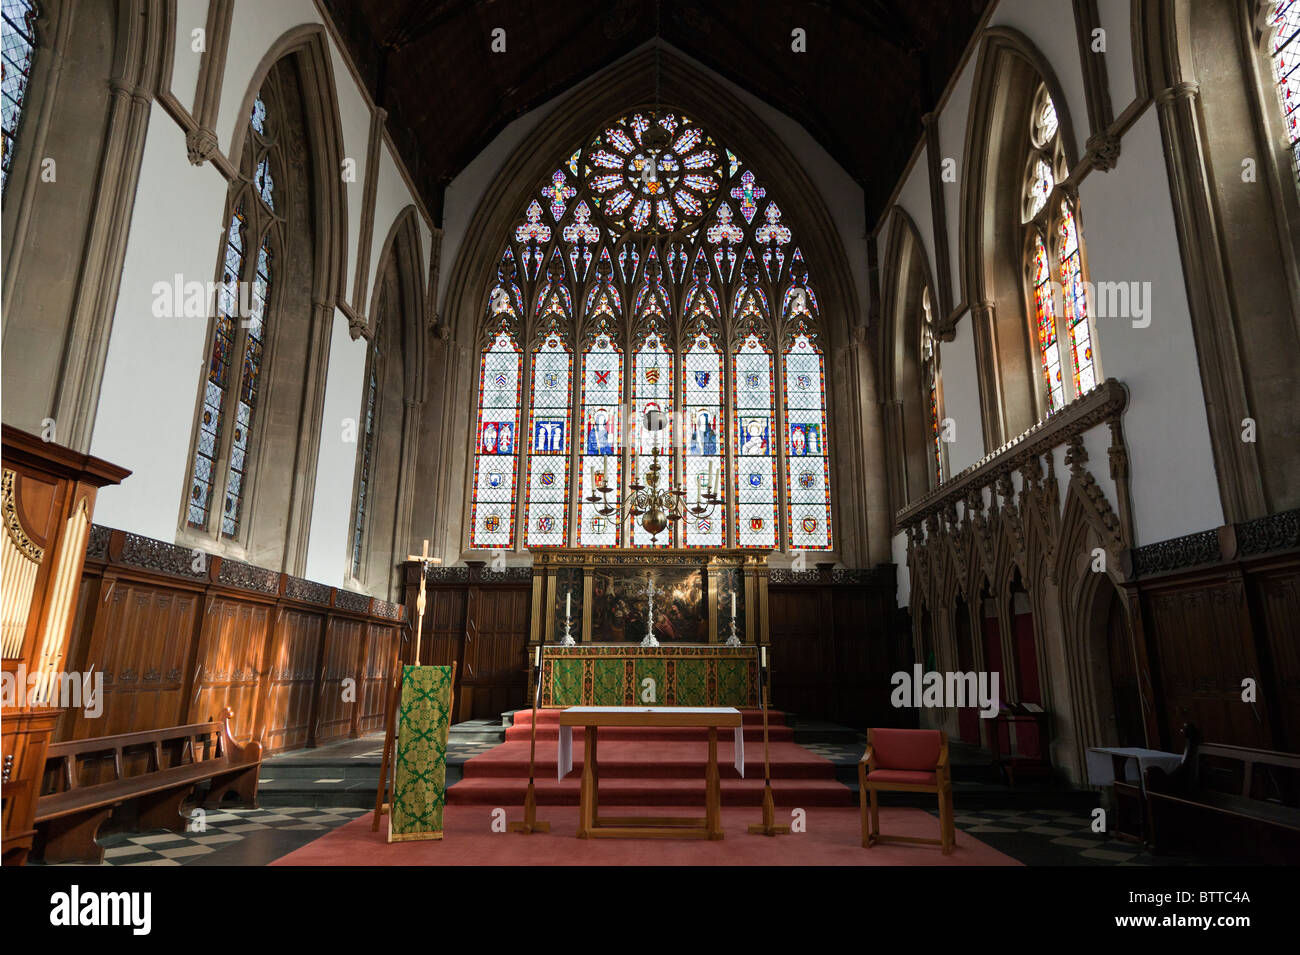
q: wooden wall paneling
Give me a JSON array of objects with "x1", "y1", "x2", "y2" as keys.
[
  {"x1": 1245, "y1": 558, "x2": 1300, "y2": 752},
  {"x1": 350, "y1": 620, "x2": 370, "y2": 739},
  {"x1": 1140, "y1": 575, "x2": 1270, "y2": 751},
  {"x1": 460, "y1": 585, "x2": 529, "y2": 721},
  {"x1": 358, "y1": 623, "x2": 396, "y2": 734},
  {"x1": 188, "y1": 598, "x2": 270, "y2": 740},
  {"x1": 68, "y1": 577, "x2": 199, "y2": 743},
  {"x1": 260, "y1": 607, "x2": 325, "y2": 752},
  {"x1": 767, "y1": 588, "x2": 830, "y2": 721},
  {"x1": 314, "y1": 616, "x2": 363, "y2": 745}
]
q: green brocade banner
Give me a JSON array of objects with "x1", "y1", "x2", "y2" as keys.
[
  {"x1": 388, "y1": 665, "x2": 453, "y2": 843},
  {"x1": 540, "y1": 645, "x2": 758, "y2": 707}
]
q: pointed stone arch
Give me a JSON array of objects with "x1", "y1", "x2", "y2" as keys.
[
  {"x1": 879, "y1": 206, "x2": 942, "y2": 517},
  {"x1": 436, "y1": 46, "x2": 873, "y2": 563},
  {"x1": 957, "y1": 26, "x2": 1082, "y2": 449}
]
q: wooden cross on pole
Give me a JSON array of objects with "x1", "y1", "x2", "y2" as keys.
[{"x1": 406, "y1": 539, "x2": 441, "y2": 666}]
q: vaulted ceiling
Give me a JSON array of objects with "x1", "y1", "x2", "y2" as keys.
[{"x1": 320, "y1": 0, "x2": 990, "y2": 225}]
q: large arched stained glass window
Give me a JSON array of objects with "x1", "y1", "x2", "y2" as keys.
[
  {"x1": 524, "y1": 260, "x2": 573, "y2": 547},
  {"x1": 783, "y1": 264, "x2": 832, "y2": 551},
  {"x1": 469, "y1": 251, "x2": 524, "y2": 549},
  {"x1": 578, "y1": 283, "x2": 622, "y2": 547},
  {"x1": 1021, "y1": 84, "x2": 1099, "y2": 417},
  {"x1": 0, "y1": 0, "x2": 38, "y2": 195},
  {"x1": 1271, "y1": 1, "x2": 1300, "y2": 182},
  {"x1": 472, "y1": 108, "x2": 835, "y2": 552},
  {"x1": 920, "y1": 287, "x2": 944, "y2": 489},
  {"x1": 186, "y1": 93, "x2": 281, "y2": 540}
]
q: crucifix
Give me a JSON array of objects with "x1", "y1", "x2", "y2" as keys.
[
  {"x1": 406, "y1": 539, "x2": 442, "y2": 665},
  {"x1": 640, "y1": 572, "x2": 660, "y2": 648}
]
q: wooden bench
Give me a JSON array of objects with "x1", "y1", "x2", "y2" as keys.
[
  {"x1": 34, "y1": 707, "x2": 262, "y2": 863},
  {"x1": 1144, "y1": 724, "x2": 1300, "y2": 863}
]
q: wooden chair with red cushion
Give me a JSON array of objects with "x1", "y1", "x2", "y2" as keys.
[{"x1": 858, "y1": 727, "x2": 954, "y2": 854}]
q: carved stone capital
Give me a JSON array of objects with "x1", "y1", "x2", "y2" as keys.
[
  {"x1": 186, "y1": 126, "x2": 220, "y2": 166},
  {"x1": 1156, "y1": 81, "x2": 1200, "y2": 106},
  {"x1": 348, "y1": 315, "x2": 372, "y2": 341},
  {"x1": 1085, "y1": 130, "x2": 1121, "y2": 172}
]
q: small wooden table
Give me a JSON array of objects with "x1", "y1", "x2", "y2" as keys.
[{"x1": 557, "y1": 706, "x2": 744, "y2": 840}]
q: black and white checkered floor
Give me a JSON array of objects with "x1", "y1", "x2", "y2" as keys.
[
  {"x1": 28, "y1": 802, "x2": 1206, "y2": 866},
  {"x1": 31, "y1": 807, "x2": 370, "y2": 866}
]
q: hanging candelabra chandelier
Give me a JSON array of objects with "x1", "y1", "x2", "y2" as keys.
[{"x1": 583, "y1": 417, "x2": 723, "y2": 543}]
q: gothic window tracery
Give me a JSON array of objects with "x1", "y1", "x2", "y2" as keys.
[{"x1": 469, "y1": 108, "x2": 834, "y2": 550}]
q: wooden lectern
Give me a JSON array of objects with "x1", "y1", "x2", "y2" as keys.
[{"x1": 0, "y1": 425, "x2": 129, "y2": 865}]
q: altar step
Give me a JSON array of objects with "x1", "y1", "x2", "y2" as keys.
[
  {"x1": 447, "y1": 708, "x2": 856, "y2": 808},
  {"x1": 502, "y1": 707, "x2": 796, "y2": 743}
]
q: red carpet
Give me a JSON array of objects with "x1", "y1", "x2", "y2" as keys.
[
  {"x1": 272, "y1": 804, "x2": 1021, "y2": 865},
  {"x1": 447, "y1": 709, "x2": 855, "y2": 807}
]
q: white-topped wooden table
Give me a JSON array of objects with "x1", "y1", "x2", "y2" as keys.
[{"x1": 557, "y1": 706, "x2": 744, "y2": 840}]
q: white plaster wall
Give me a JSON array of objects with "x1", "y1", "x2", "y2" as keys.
[
  {"x1": 893, "y1": 146, "x2": 937, "y2": 288},
  {"x1": 891, "y1": 530, "x2": 910, "y2": 607},
  {"x1": 989, "y1": 0, "x2": 1092, "y2": 159},
  {"x1": 327, "y1": 40, "x2": 371, "y2": 307},
  {"x1": 303, "y1": 311, "x2": 367, "y2": 585},
  {"x1": 365, "y1": 143, "x2": 419, "y2": 307},
  {"x1": 1096, "y1": 0, "x2": 1139, "y2": 111},
  {"x1": 940, "y1": 317, "x2": 985, "y2": 474},
  {"x1": 89, "y1": 3, "x2": 432, "y2": 590},
  {"x1": 90, "y1": 113, "x2": 229, "y2": 539},
  {"x1": 1076, "y1": 110, "x2": 1224, "y2": 543},
  {"x1": 938, "y1": 61, "x2": 976, "y2": 310},
  {"x1": 169, "y1": 0, "x2": 208, "y2": 114}
]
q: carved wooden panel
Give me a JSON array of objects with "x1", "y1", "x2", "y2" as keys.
[
  {"x1": 66, "y1": 581, "x2": 196, "y2": 740},
  {"x1": 191, "y1": 599, "x2": 269, "y2": 738},
  {"x1": 461, "y1": 586, "x2": 529, "y2": 720},
  {"x1": 261, "y1": 608, "x2": 324, "y2": 752},
  {"x1": 359, "y1": 624, "x2": 398, "y2": 734},
  {"x1": 424, "y1": 588, "x2": 466, "y2": 669},
  {"x1": 1144, "y1": 583, "x2": 1267, "y2": 749},
  {"x1": 315, "y1": 617, "x2": 362, "y2": 745},
  {"x1": 1250, "y1": 566, "x2": 1300, "y2": 751},
  {"x1": 768, "y1": 588, "x2": 829, "y2": 721}
]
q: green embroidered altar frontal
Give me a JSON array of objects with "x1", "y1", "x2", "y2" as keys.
[
  {"x1": 389, "y1": 665, "x2": 453, "y2": 843},
  {"x1": 539, "y1": 645, "x2": 759, "y2": 707}
]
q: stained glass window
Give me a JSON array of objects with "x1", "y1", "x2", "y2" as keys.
[
  {"x1": 631, "y1": 331, "x2": 673, "y2": 547},
  {"x1": 734, "y1": 332, "x2": 777, "y2": 548},
  {"x1": 470, "y1": 326, "x2": 522, "y2": 549},
  {"x1": 187, "y1": 93, "x2": 281, "y2": 540},
  {"x1": 1032, "y1": 235, "x2": 1065, "y2": 413},
  {"x1": 1058, "y1": 203, "x2": 1096, "y2": 396},
  {"x1": 222, "y1": 238, "x2": 271, "y2": 536},
  {"x1": 1272, "y1": 1, "x2": 1300, "y2": 181},
  {"x1": 1022, "y1": 84, "x2": 1098, "y2": 416},
  {"x1": 188, "y1": 209, "x2": 245, "y2": 528},
  {"x1": 477, "y1": 107, "x2": 834, "y2": 552},
  {"x1": 1, "y1": 0, "x2": 38, "y2": 194},
  {"x1": 784, "y1": 333, "x2": 832, "y2": 550},
  {"x1": 578, "y1": 313, "x2": 622, "y2": 547},
  {"x1": 351, "y1": 360, "x2": 378, "y2": 577},
  {"x1": 682, "y1": 330, "x2": 723, "y2": 546},
  {"x1": 921, "y1": 288, "x2": 943, "y2": 488},
  {"x1": 524, "y1": 328, "x2": 572, "y2": 548}
]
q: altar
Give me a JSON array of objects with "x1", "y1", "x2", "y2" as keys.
[
  {"x1": 527, "y1": 549, "x2": 770, "y2": 709},
  {"x1": 539, "y1": 644, "x2": 759, "y2": 707}
]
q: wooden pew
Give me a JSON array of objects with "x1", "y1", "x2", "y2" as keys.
[
  {"x1": 34, "y1": 707, "x2": 262, "y2": 863},
  {"x1": 1144, "y1": 724, "x2": 1300, "y2": 863}
]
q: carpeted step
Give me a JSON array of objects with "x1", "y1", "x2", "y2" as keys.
[
  {"x1": 458, "y1": 739, "x2": 834, "y2": 780},
  {"x1": 447, "y1": 775, "x2": 856, "y2": 807},
  {"x1": 505, "y1": 708, "x2": 795, "y2": 743}
]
